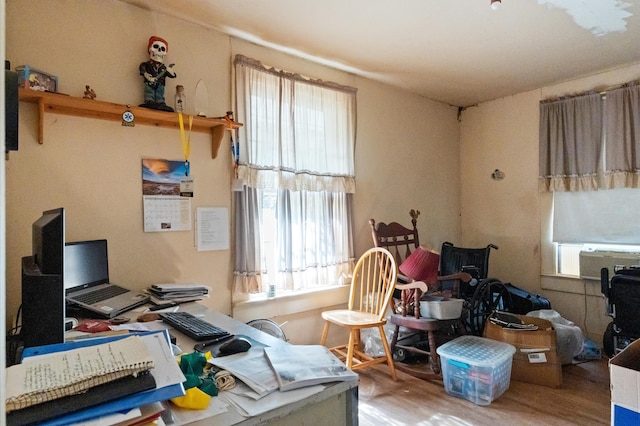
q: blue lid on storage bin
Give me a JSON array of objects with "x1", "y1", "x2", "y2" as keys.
[{"x1": 437, "y1": 335, "x2": 515, "y2": 365}]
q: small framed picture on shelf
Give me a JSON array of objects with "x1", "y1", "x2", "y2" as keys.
[{"x1": 15, "y1": 65, "x2": 58, "y2": 92}]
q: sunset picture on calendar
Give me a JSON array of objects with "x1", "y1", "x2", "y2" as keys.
[{"x1": 142, "y1": 159, "x2": 187, "y2": 196}]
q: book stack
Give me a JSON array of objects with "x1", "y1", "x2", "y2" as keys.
[
  {"x1": 5, "y1": 330, "x2": 186, "y2": 426},
  {"x1": 146, "y1": 283, "x2": 209, "y2": 305}
]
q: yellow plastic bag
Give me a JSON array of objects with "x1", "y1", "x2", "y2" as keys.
[
  {"x1": 171, "y1": 386, "x2": 211, "y2": 410},
  {"x1": 170, "y1": 351, "x2": 218, "y2": 409}
]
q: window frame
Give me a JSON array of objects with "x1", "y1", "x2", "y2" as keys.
[{"x1": 232, "y1": 55, "x2": 357, "y2": 301}]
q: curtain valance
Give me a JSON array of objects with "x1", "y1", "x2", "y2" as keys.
[{"x1": 539, "y1": 79, "x2": 640, "y2": 192}]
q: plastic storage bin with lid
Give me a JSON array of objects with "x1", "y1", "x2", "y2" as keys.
[{"x1": 436, "y1": 335, "x2": 516, "y2": 405}]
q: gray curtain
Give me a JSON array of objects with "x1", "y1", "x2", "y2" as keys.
[
  {"x1": 538, "y1": 92, "x2": 603, "y2": 192},
  {"x1": 604, "y1": 80, "x2": 640, "y2": 189},
  {"x1": 232, "y1": 188, "x2": 262, "y2": 297}
]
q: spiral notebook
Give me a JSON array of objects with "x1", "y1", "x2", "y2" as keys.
[
  {"x1": 15, "y1": 330, "x2": 186, "y2": 426},
  {"x1": 5, "y1": 335, "x2": 154, "y2": 412}
]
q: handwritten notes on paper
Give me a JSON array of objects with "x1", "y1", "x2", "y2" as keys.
[{"x1": 5, "y1": 336, "x2": 154, "y2": 412}]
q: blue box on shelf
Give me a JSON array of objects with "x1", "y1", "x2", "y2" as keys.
[
  {"x1": 15, "y1": 65, "x2": 58, "y2": 92},
  {"x1": 436, "y1": 335, "x2": 516, "y2": 405}
]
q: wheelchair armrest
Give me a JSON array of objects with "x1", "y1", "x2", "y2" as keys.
[
  {"x1": 436, "y1": 272, "x2": 473, "y2": 283},
  {"x1": 601, "y1": 267, "x2": 609, "y2": 298}
]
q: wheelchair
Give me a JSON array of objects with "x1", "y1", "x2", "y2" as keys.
[
  {"x1": 601, "y1": 267, "x2": 640, "y2": 357},
  {"x1": 439, "y1": 242, "x2": 514, "y2": 336}
]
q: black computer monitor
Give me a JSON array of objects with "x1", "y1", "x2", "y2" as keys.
[
  {"x1": 31, "y1": 207, "x2": 65, "y2": 275},
  {"x1": 21, "y1": 207, "x2": 66, "y2": 347}
]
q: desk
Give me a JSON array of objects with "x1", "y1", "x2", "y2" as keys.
[{"x1": 153, "y1": 303, "x2": 359, "y2": 426}]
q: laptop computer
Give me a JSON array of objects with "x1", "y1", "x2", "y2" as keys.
[{"x1": 64, "y1": 239, "x2": 149, "y2": 318}]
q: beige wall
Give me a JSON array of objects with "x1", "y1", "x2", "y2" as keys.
[
  {"x1": 460, "y1": 63, "x2": 640, "y2": 342},
  {"x1": 460, "y1": 91, "x2": 541, "y2": 284},
  {"x1": 6, "y1": 0, "x2": 236, "y2": 319},
  {"x1": 5, "y1": 0, "x2": 461, "y2": 343},
  {"x1": 11, "y1": 0, "x2": 634, "y2": 347}
]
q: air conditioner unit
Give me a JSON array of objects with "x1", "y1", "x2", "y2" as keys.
[{"x1": 579, "y1": 250, "x2": 640, "y2": 281}]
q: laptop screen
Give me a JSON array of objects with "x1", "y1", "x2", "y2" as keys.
[{"x1": 64, "y1": 239, "x2": 109, "y2": 292}]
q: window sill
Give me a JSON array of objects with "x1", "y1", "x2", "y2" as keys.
[
  {"x1": 541, "y1": 273, "x2": 602, "y2": 296},
  {"x1": 232, "y1": 285, "x2": 351, "y2": 323}
]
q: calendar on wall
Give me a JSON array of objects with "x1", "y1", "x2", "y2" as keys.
[
  {"x1": 141, "y1": 159, "x2": 193, "y2": 232},
  {"x1": 143, "y1": 195, "x2": 191, "y2": 232}
]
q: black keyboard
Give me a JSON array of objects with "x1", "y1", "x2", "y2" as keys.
[
  {"x1": 73, "y1": 285, "x2": 129, "y2": 305},
  {"x1": 159, "y1": 312, "x2": 231, "y2": 341}
]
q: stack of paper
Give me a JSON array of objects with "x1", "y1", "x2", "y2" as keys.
[
  {"x1": 207, "y1": 347, "x2": 325, "y2": 417},
  {"x1": 208, "y1": 347, "x2": 280, "y2": 399},
  {"x1": 147, "y1": 283, "x2": 209, "y2": 304},
  {"x1": 7, "y1": 330, "x2": 186, "y2": 426},
  {"x1": 6, "y1": 336, "x2": 155, "y2": 412},
  {"x1": 206, "y1": 342, "x2": 358, "y2": 418},
  {"x1": 71, "y1": 401, "x2": 166, "y2": 426}
]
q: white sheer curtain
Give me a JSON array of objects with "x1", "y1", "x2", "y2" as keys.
[{"x1": 232, "y1": 55, "x2": 357, "y2": 300}]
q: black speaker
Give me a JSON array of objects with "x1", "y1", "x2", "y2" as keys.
[
  {"x1": 5, "y1": 60, "x2": 19, "y2": 152},
  {"x1": 21, "y1": 256, "x2": 66, "y2": 348}
]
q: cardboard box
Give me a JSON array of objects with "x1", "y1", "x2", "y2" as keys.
[
  {"x1": 610, "y1": 339, "x2": 640, "y2": 425},
  {"x1": 484, "y1": 313, "x2": 562, "y2": 388}
]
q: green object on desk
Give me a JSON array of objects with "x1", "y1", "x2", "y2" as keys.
[
  {"x1": 178, "y1": 351, "x2": 218, "y2": 397},
  {"x1": 199, "y1": 378, "x2": 219, "y2": 396}
]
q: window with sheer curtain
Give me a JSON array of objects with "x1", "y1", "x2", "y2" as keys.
[
  {"x1": 231, "y1": 55, "x2": 357, "y2": 301},
  {"x1": 539, "y1": 80, "x2": 640, "y2": 275}
]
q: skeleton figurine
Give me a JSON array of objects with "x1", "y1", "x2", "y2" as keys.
[{"x1": 139, "y1": 36, "x2": 176, "y2": 111}]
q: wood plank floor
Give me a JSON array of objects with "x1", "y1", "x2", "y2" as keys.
[{"x1": 357, "y1": 358, "x2": 610, "y2": 425}]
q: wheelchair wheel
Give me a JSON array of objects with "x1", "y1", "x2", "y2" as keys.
[
  {"x1": 393, "y1": 347, "x2": 407, "y2": 362},
  {"x1": 465, "y1": 278, "x2": 511, "y2": 336},
  {"x1": 603, "y1": 322, "x2": 615, "y2": 358}
]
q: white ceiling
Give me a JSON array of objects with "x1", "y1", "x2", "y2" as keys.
[{"x1": 119, "y1": 0, "x2": 640, "y2": 107}]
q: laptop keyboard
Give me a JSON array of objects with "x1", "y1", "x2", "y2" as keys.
[
  {"x1": 159, "y1": 312, "x2": 231, "y2": 341},
  {"x1": 72, "y1": 285, "x2": 129, "y2": 305}
]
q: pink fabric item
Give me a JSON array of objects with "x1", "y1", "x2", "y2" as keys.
[{"x1": 399, "y1": 246, "x2": 440, "y2": 284}]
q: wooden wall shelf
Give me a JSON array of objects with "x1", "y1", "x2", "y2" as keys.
[{"x1": 18, "y1": 88, "x2": 242, "y2": 159}]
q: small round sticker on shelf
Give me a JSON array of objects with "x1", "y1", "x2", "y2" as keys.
[{"x1": 122, "y1": 108, "x2": 135, "y2": 127}]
